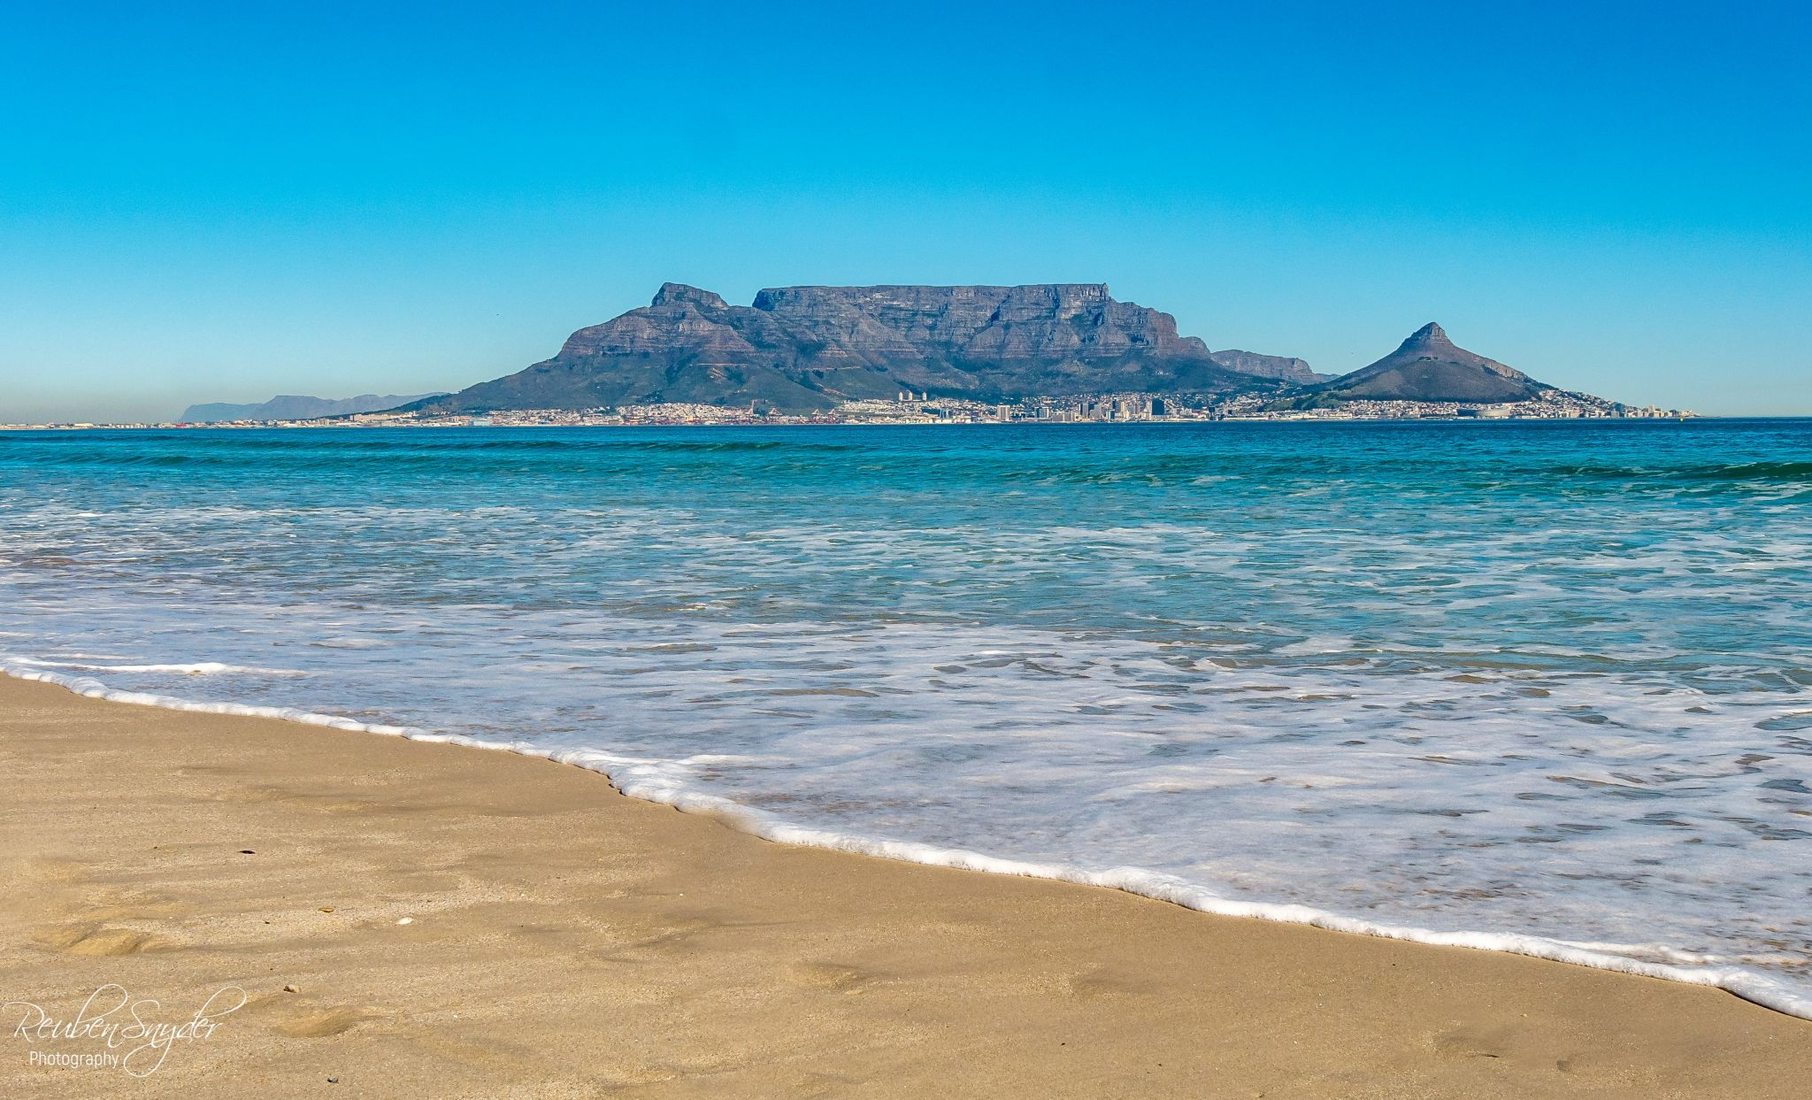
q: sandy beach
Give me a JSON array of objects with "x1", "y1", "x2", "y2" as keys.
[{"x1": 2, "y1": 675, "x2": 1808, "y2": 1098}]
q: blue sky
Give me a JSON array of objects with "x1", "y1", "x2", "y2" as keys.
[{"x1": 2, "y1": 0, "x2": 1808, "y2": 420}]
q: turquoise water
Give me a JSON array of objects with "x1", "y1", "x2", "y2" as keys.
[{"x1": 3, "y1": 421, "x2": 1810, "y2": 1011}]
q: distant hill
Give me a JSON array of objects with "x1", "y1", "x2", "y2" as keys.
[
  {"x1": 1301, "y1": 323, "x2": 1552, "y2": 404},
  {"x1": 179, "y1": 394, "x2": 442, "y2": 423},
  {"x1": 405, "y1": 283, "x2": 1302, "y2": 414},
  {"x1": 1207, "y1": 349, "x2": 1326, "y2": 384}
]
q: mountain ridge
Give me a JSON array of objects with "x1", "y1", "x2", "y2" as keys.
[
  {"x1": 1206, "y1": 349, "x2": 1327, "y2": 385},
  {"x1": 398, "y1": 286, "x2": 1592, "y2": 416},
  {"x1": 407, "y1": 284, "x2": 1293, "y2": 414},
  {"x1": 180, "y1": 393, "x2": 444, "y2": 423}
]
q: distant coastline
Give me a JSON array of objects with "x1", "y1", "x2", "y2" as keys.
[
  {"x1": 23, "y1": 288, "x2": 1709, "y2": 428},
  {"x1": 2, "y1": 395, "x2": 1700, "y2": 431}
]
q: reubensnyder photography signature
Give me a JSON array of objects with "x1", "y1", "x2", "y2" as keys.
[{"x1": 5, "y1": 983, "x2": 246, "y2": 1077}]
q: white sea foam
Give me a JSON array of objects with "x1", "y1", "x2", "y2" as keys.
[
  {"x1": 6, "y1": 423, "x2": 1811, "y2": 1022},
  {"x1": 7, "y1": 657, "x2": 305, "y2": 676},
  {"x1": 6, "y1": 659, "x2": 1810, "y2": 1021}
]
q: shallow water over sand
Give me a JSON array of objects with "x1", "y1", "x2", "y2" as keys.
[{"x1": 4, "y1": 420, "x2": 1810, "y2": 1010}]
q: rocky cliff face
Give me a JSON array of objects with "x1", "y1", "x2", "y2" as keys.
[
  {"x1": 749, "y1": 284, "x2": 1208, "y2": 362},
  {"x1": 1206, "y1": 349, "x2": 1324, "y2": 384},
  {"x1": 413, "y1": 284, "x2": 1290, "y2": 413}
]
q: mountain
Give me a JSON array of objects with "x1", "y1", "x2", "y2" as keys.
[
  {"x1": 180, "y1": 393, "x2": 442, "y2": 423},
  {"x1": 1304, "y1": 323, "x2": 1551, "y2": 404},
  {"x1": 407, "y1": 283, "x2": 1294, "y2": 414},
  {"x1": 1207, "y1": 349, "x2": 1325, "y2": 384}
]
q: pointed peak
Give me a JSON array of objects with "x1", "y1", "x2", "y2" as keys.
[
  {"x1": 1404, "y1": 322, "x2": 1450, "y2": 347},
  {"x1": 651, "y1": 283, "x2": 728, "y2": 310}
]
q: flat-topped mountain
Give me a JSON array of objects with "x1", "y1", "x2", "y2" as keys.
[
  {"x1": 397, "y1": 289, "x2": 1596, "y2": 418},
  {"x1": 408, "y1": 283, "x2": 1296, "y2": 414},
  {"x1": 1307, "y1": 323, "x2": 1551, "y2": 404},
  {"x1": 180, "y1": 393, "x2": 443, "y2": 423}
]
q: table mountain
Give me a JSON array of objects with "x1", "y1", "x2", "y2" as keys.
[{"x1": 407, "y1": 283, "x2": 1295, "y2": 413}]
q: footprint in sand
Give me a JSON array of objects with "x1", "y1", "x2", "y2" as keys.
[
  {"x1": 599, "y1": 914, "x2": 722, "y2": 960},
  {"x1": 242, "y1": 991, "x2": 382, "y2": 1039},
  {"x1": 1064, "y1": 966, "x2": 1144, "y2": 999},
  {"x1": 1431, "y1": 1021, "x2": 1576, "y2": 1069},
  {"x1": 273, "y1": 1007, "x2": 373, "y2": 1038},
  {"x1": 220, "y1": 784, "x2": 380, "y2": 816},
  {"x1": 788, "y1": 961, "x2": 876, "y2": 991},
  {"x1": 40, "y1": 924, "x2": 163, "y2": 956}
]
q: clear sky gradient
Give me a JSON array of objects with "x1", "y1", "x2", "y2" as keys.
[{"x1": 3, "y1": 1, "x2": 1808, "y2": 421}]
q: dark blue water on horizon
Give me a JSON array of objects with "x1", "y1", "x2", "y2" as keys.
[{"x1": 4, "y1": 419, "x2": 1810, "y2": 1012}]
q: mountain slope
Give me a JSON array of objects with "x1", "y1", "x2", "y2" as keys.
[
  {"x1": 1308, "y1": 323, "x2": 1550, "y2": 403},
  {"x1": 409, "y1": 284, "x2": 1289, "y2": 414},
  {"x1": 180, "y1": 393, "x2": 442, "y2": 423},
  {"x1": 1207, "y1": 349, "x2": 1324, "y2": 384}
]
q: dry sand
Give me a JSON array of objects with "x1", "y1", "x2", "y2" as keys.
[{"x1": 2, "y1": 674, "x2": 1809, "y2": 1098}]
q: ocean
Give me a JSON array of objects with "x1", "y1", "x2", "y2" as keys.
[{"x1": 3, "y1": 420, "x2": 1809, "y2": 1015}]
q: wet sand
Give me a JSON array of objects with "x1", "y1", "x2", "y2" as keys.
[{"x1": 2, "y1": 674, "x2": 1808, "y2": 1098}]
